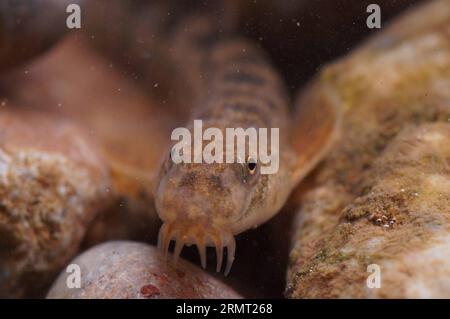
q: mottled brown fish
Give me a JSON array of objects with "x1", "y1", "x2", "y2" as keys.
[{"x1": 155, "y1": 16, "x2": 340, "y2": 275}]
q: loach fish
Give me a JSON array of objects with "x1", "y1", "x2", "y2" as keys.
[{"x1": 154, "y1": 15, "x2": 341, "y2": 275}]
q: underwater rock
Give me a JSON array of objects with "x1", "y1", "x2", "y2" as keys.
[
  {"x1": 47, "y1": 241, "x2": 242, "y2": 299},
  {"x1": 287, "y1": 0, "x2": 450, "y2": 298},
  {"x1": 0, "y1": 35, "x2": 176, "y2": 246},
  {"x1": 0, "y1": 109, "x2": 110, "y2": 298}
]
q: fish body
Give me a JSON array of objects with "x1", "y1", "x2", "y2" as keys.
[{"x1": 155, "y1": 16, "x2": 339, "y2": 274}]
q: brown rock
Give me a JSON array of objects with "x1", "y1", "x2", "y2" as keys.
[
  {"x1": 47, "y1": 241, "x2": 242, "y2": 299},
  {"x1": 0, "y1": 109, "x2": 111, "y2": 298},
  {"x1": 287, "y1": 0, "x2": 450, "y2": 298},
  {"x1": 1, "y1": 34, "x2": 177, "y2": 246}
]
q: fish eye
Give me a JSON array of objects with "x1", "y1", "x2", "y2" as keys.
[{"x1": 246, "y1": 156, "x2": 257, "y2": 174}]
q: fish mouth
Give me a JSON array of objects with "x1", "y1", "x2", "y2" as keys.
[{"x1": 157, "y1": 220, "x2": 236, "y2": 275}]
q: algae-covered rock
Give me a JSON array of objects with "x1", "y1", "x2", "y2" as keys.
[
  {"x1": 0, "y1": 109, "x2": 111, "y2": 298},
  {"x1": 47, "y1": 241, "x2": 241, "y2": 299},
  {"x1": 287, "y1": 0, "x2": 450, "y2": 298}
]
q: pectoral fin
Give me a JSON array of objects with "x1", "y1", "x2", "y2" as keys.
[{"x1": 289, "y1": 82, "x2": 342, "y2": 185}]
